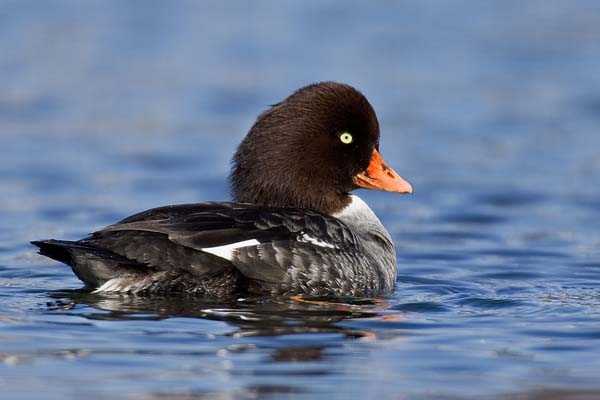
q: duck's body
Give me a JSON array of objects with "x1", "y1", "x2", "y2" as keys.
[
  {"x1": 33, "y1": 82, "x2": 412, "y2": 297},
  {"x1": 34, "y1": 196, "x2": 396, "y2": 297}
]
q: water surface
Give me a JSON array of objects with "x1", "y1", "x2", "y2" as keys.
[{"x1": 2, "y1": 2, "x2": 600, "y2": 399}]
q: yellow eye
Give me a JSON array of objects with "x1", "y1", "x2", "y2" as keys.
[{"x1": 340, "y1": 132, "x2": 353, "y2": 144}]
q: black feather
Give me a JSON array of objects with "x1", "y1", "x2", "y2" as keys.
[{"x1": 31, "y1": 239, "x2": 147, "y2": 288}]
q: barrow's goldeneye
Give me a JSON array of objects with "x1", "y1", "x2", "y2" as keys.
[{"x1": 32, "y1": 82, "x2": 412, "y2": 297}]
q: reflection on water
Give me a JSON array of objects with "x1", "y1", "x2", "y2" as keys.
[
  {"x1": 2, "y1": 1, "x2": 600, "y2": 399},
  {"x1": 48, "y1": 291, "x2": 384, "y2": 339}
]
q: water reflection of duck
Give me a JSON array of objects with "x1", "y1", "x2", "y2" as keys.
[
  {"x1": 33, "y1": 83, "x2": 413, "y2": 297},
  {"x1": 48, "y1": 291, "x2": 384, "y2": 340}
]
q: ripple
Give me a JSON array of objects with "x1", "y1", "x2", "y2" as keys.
[
  {"x1": 399, "y1": 230, "x2": 501, "y2": 245},
  {"x1": 454, "y1": 297, "x2": 529, "y2": 309},
  {"x1": 397, "y1": 275, "x2": 472, "y2": 287},
  {"x1": 398, "y1": 251, "x2": 473, "y2": 261},
  {"x1": 477, "y1": 191, "x2": 545, "y2": 208},
  {"x1": 132, "y1": 385, "x2": 307, "y2": 400},
  {"x1": 391, "y1": 301, "x2": 450, "y2": 313},
  {"x1": 520, "y1": 328, "x2": 600, "y2": 339},
  {"x1": 532, "y1": 344, "x2": 588, "y2": 352},
  {"x1": 476, "y1": 248, "x2": 568, "y2": 258},
  {"x1": 475, "y1": 271, "x2": 544, "y2": 280},
  {"x1": 572, "y1": 195, "x2": 600, "y2": 212},
  {"x1": 126, "y1": 153, "x2": 198, "y2": 171},
  {"x1": 439, "y1": 212, "x2": 508, "y2": 225}
]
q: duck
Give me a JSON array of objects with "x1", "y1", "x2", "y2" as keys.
[{"x1": 32, "y1": 82, "x2": 413, "y2": 298}]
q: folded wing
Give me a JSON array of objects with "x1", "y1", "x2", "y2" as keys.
[{"x1": 82, "y1": 202, "x2": 361, "y2": 286}]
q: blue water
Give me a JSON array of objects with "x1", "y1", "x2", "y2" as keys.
[{"x1": 2, "y1": 1, "x2": 600, "y2": 399}]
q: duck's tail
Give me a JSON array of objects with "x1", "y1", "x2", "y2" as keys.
[{"x1": 31, "y1": 239, "x2": 144, "y2": 289}]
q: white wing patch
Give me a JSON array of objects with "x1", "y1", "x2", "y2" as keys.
[
  {"x1": 201, "y1": 239, "x2": 260, "y2": 260},
  {"x1": 299, "y1": 233, "x2": 337, "y2": 249}
]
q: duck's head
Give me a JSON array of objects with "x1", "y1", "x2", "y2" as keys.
[{"x1": 230, "y1": 82, "x2": 412, "y2": 215}]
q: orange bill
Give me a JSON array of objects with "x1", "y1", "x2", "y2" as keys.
[{"x1": 354, "y1": 149, "x2": 413, "y2": 194}]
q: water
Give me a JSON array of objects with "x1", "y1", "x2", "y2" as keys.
[{"x1": 2, "y1": 1, "x2": 600, "y2": 399}]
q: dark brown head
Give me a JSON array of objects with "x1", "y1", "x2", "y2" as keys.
[{"x1": 230, "y1": 82, "x2": 412, "y2": 214}]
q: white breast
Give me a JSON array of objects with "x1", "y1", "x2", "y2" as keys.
[{"x1": 334, "y1": 195, "x2": 383, "y2": 228}]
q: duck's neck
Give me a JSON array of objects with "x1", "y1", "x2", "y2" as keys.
[{"x1": 231, "y1": 179, "x2": 351, "y2": 215}]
